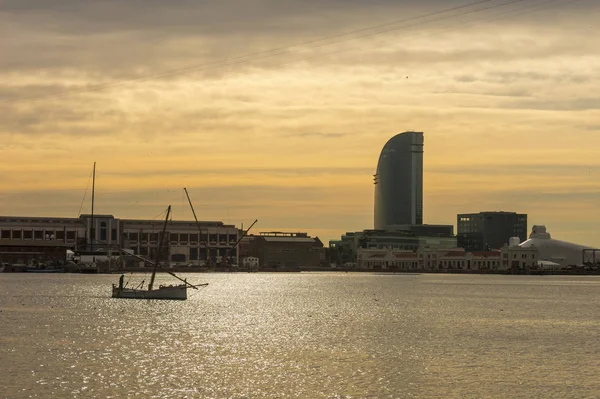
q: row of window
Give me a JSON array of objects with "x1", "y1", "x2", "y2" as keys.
[
  {"x1": 361, "y1": 260, "x2": 501, "y2": 269},
  {"x1": 133, "y1": 247, "x2": 233, "y2": 260},
  {"x1": 266, "y1": 248, "x2": 316, "y2": 253},
  {"x1": 1, "y1": 229, "x2": 77, "y2": 240},
  {"x1": 123, "y1": 232, "x2": 237, "y2": 244}
]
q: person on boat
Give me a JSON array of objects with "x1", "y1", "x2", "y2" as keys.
[{"x1": 119, "y1": 274, "x2": 124, "y2": 290}]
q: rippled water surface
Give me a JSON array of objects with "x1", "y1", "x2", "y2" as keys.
[{"x1": 2, "y1": 273, "x2": 600, "y2": 398}]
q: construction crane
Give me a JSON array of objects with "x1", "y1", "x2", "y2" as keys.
[
  {"x1": 220, "y1": 219, "x2": 258, "y2": 269},
  {"x1": 183, "y1": 187, "x2": 212, "y2": 267}
]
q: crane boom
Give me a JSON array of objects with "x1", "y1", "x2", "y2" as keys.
[{"x1": 183, "y1": 187, "x2": 211, "y2": 266}]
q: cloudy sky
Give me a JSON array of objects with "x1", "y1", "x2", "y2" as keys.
[{"x1": 1, "y1": 0, "x2": 599, "y2": 245}]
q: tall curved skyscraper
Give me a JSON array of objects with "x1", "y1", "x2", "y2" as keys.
[{"x1": 374, "y1": 132, "x2": 424, "y2": 230}]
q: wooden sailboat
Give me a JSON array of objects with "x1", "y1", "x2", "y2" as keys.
[{"x1": 111, "y1": 205, "x2": 208, "y2": 300}]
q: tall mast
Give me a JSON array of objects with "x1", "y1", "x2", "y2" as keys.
[
  {"x1": 149, "y1": 205, "x2": 171, "y2": 291},
  {"x1": 183, "y1": 188, "x2": 209, "y2": 265},
  {"x1": 90, "y1": 162, "x2": 96, "y2": 252}
]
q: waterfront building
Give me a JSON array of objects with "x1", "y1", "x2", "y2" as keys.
[
  {"x1": 356, "y1": 247, "x2": 501, "y2": 271},
  {"x1": 120, "y1": 217, "x2": 238, "y2": 264},
  {"x1": 329, "y1": 232, "x2": 357, "y2": 265},
  {"x1": 457, "y1": 211, "x2": 527, "y2": 251},
  {"x1": 247, "y1": 232, "x2": 324, "y2": 270},
  {"x1": 356, "y1": 240, "x2": 538, "y2": 272},
  {"x1": 374, "y1": 131, "x2": 424, "y2": 230},
  {"x1": 503, "y1": 237, "x2": 538, "y2": 271},
  {"x1": 519, "y1": 225, "x2": 600, "y2": 267},
  {"x1": 0, "y1": 214, "x2": 239, "y2": 265},
  {"x1": 0, "y1": 239, "x2": 69, "y2": 266},
  {"x1": 330, "y1": 224, "x2": 455, "y2": 265}
]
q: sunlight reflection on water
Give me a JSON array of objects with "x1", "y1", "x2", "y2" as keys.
[{"x1": 2, "y1": 273, "x2": 600, "y2": 398}]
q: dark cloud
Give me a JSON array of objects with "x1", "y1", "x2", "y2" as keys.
[{"x1": 1, "y1": 0, "x2": 597, "y2": 76}]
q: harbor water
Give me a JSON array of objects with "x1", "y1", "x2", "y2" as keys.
[{"x1": 1, "y1": 272, "x2": 600, "y2": 398}]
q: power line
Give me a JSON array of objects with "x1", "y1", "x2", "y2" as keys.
[
  {"x1": 439, "y1": 0, "x2": 585, "y2": 33},
  {"x1": 1, "y1": 0, "x2": 545, "y2": 107},
  {"x1": 209, "y1": 0, "x2": 583, "y2": 78}
]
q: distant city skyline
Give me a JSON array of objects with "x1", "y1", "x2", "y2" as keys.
[{"x1": 1, "y1": 0, "x2": 599, "y2": 247}]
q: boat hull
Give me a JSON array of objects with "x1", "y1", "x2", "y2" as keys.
[{"x1": 112, "y1": 284, "x2": 187, "y2": 300}]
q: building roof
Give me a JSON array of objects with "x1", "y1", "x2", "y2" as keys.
[
  {"x1": 393, "y1": 252, "x2": 418, "y2": 259},
  {"x1": 458, "y1": 211, "x2": 522, "y2": 216},
  {"x1": 367, "y1": 253, "x2": 387, "y2": 259},
  {"x1": 261, "y1": 236, "x2": 316, "y2": 243},
  {"x1": 0, "y1": 216, "x2": 82, "y2": 224},
  {"x1": 471, "y1": 251, "x2": 501, "y2": 258},
  {"x1": 442, "y1": 251, "x2": 467, "y2": 257}
]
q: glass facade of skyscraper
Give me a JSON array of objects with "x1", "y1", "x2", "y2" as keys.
[{"x1": 374, "y1": 132, "x2": 424, "y2": 230}]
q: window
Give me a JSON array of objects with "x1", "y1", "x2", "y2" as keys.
[
  {"x1": 100, "y1": 222, "x2": 107, "y2": 241},
  {"x1": 66, "y1": 231, "x2": 76, "y2": 240},
  {"x1": 190, "y1": 247, "x2": 198, "y2": 260},
  {"x1": 56, "y1": 230, "x2": 65, "y2": 240},
  {"x1": 111, "y1": 229, "x2": 117, "y2": 241},
  {"x1": 190, "y1": 234, "x2": 198, "y2": 243},
  {"x1": 141, "y1": 233, "x2": 149, "y2": 242},
  {"x1": 150, "y1": 233, "x2": 158, "y2": 242},
  {"x1": 170, "y1": 233, "x2": 178, "y2": 244},
  {"x1": 23, "y1": 230, "x2": 33, "y2": 239},
  {"x1": 1, "y1": 230, "x2": 10, "y2": 239},
  {"x1": 180, "y1": 234, "x2": 188, "y2": 244},
  {"x1": 34, "y1": 230, "x2": 43, "y2": 240},
  {"x1": 129, "y1": 232, "x2": 139, "y2": 242}
]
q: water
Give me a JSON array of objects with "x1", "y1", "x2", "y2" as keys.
[{"x1": 1, "y1": 273, "x2": 600, "y2": 398}]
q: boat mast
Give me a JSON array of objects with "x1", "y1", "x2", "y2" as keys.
[
  {"x1": 90, "y1": 161, "x2": 96, "y2": 253},
  {"x1": 121, "y1": 248, "x2": 200, "y2": 289},
  {"x1": 148, "y1": 205, "x2": 171, "y2": 291},
  {"x1": 183, "y1": 188, "x2": 210, "y2": 265}
]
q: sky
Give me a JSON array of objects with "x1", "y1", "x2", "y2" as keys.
[{"x1": 1, "y1": 0, "x2": 599, "y2": 246}]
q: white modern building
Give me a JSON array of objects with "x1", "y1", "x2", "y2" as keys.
[{"x1": 520, "y1": 225, "x2": 600, "y2": 267}]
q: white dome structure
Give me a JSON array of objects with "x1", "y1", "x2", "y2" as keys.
[{"x1": 519, "y1": 225, "x2": 599, "y2": 267}]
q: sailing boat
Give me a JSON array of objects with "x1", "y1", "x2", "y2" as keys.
[{"x1": 111, "y1": 205, "x2": 208, "y2": 300}]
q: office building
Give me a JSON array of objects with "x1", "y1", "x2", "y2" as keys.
[{"x1": 457, "y1": 211, "x2": 527, "y2": 251}]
